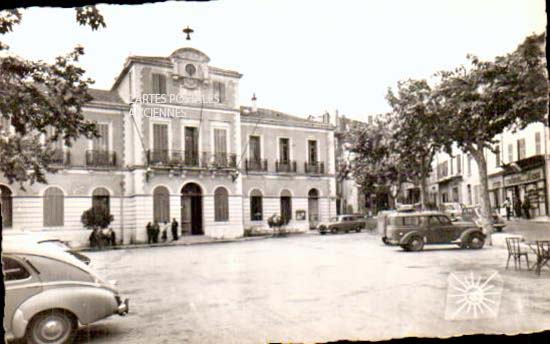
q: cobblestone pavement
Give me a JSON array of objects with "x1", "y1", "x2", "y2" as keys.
[{"x1": 75, "y1": 231, "x2": 550, "y2": 343}]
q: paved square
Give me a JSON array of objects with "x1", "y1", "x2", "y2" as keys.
[{"x1": 77, "y1": 232, "x2": 550, "y2": 343}]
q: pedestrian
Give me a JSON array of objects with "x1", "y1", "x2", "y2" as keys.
[
  {"x1": 523, "y1": 197, "x2": 531, "y2": 220},
  {"x1": 502, "y1": 197, "x2": 511, "y2": 221},
  {"x1": 171, "y1": 218, "x2": 179, "y2": 241},
  {"x1": 514, "y1": 198, "x2": 522, "y2": 218},
  {"x1": 161, "y1": 221, "x2": 168, "y2": 242},
  {"x1": 153, "y1": 221, "x2": 160, "y2": 243},
  {"x1": 146, "y1": 222, "x2": 153, "y2": 244}
]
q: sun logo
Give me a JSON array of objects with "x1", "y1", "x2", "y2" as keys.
[{"x1": 444, "y1": 270, "x2": 503, "y2": 320}]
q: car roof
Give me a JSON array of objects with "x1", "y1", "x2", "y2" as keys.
[
  {"x1": 2, "y1": 242, "x2": 90, "y2": 272},
  {"x1": 389, "y1": 211, "x2": 447, "y2": 217}
]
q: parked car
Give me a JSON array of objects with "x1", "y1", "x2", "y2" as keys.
[
  {"x1": 381, "y1": 211, "x2": 485, "y2": 251},
  {"x1": 318, "y1": 214, "x2": 367, "y2": 234},
  {"x1": 37, "y1": 239, "x2": 92, "y2": 265},
  {"x1": 3, "y1": 243, "x2": 129, "y2": 344},
  {"x1": 460, "y1": 205, "x2": 506, "y2": 232},
  {"x1": 441, "y1": 202, "x2": 463, "y2": 221}
]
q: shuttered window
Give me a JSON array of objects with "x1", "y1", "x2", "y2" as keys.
[
  {"x1": 517, "y1": 139, "x2": 526, "y2": 160},
  {"x1": 214, "y1": 129, "x2": 227, "y2": 155},
  {"x1": 213, "y1": 81, "x2": 225, "y2": 103},
  {"x1": 152, "y1": 73, "x2": 167, "y2": 94},
  {"x1": 279, "y1": 138, "x2": 290, "y2": 163},
  {"x1": 43, "y1": 187, "x2": 64, "y2": 227},
  {"x1": 535, "y1": 132, "x2": 542, "y2": 155},
  {"x1": 92, "y1": 124, "x2": 110, "y2": 151},
  {"x1": 153, "y1": 186, "x2": 170, "y2": 223},
  {"x1": 214, "y1": 187, "x2": 229, "y2": 222},
  {"x1": 249, "y1": 136, "x2": 261, "y2": 161},
  {"x1": 308, "y1": 140, "x2": 317, "y2": 164}
]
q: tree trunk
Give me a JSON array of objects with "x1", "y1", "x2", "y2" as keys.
[
  {"x1": 419, "y1": 160, "x2": 429, "y2": 210},
  {"x1": 471, "y1": 149, "x2": 494, "y2": 245}
]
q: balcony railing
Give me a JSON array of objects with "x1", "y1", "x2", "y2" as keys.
[
  {"x1": 86, "y1": 150, "x2": 116, "y2": 167},
  {"x1": 305, "y1": 161, "x2": 325, "y2": 175},
  {"x1": 245, "y1": 159, "x2": 268, "y2": 172},
  {"x1": 275, "y1": 160, "x2": 297, "y2": 173},
  {"x1": 50, "y1": 149, "x2": 71, "y2": 165},
  {"x1": 202, "y1": 152, "x2": 237, "y2": 169},
  {"x1": 148, "y1": 150, "x2": 200, "y2": 167},
  {"x1": 147, "y1": 150, "x2": 237, "y2": 169}
]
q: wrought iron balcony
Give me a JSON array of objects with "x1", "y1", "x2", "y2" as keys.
[
  {"x1": 275, "y1": 160, "x2": 297, "y2": 173},
  {"x1": 86, "y1": 150, "x2": 116, "y2": 167},
  {"x1": 245, "y1": 159, "x2": 268, "y2": 172},
  {"x1": 304, "y1": 161, "x2": 325, "y2": 175},
  {"x1": 50, "y1": 149, "x2": 71, "y2": 166},
  {"x1": 203, "y1": 152, "x2": 237, "y2": 169},
  {"x1": 148, "y1": 150, "x2": 200, "y2": 168}
]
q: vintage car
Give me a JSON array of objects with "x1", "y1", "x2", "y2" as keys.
[
  {"x1": 380, "y1": 211, "x2": 485, "y2": 251},
  {"x1": 318, "y1": 214, "x2": 367, "y2": 234},
  {"x1": 441, "y1": 202, "x2": 463, "y2": 221},
  {"x1": 37, "y1": 239, "x2": 92, "y2": 265},
  {"x1": 460, "y1": 205, "x2": 506, "y2": 232},
  {"x1": 3, "y1": 243, "x2": 128, "y2": 344}
]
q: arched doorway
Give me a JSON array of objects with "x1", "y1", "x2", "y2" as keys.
[
  {"x1": 92, "y1": 187, "x2": 111, "y2": 214},
  {"x1": 181, "y1": 183, "x2": 203, "y2": 235},
  {"x1": 1, "y1": 185, "x2": 13, "y2": 228},
  {"x1": 280, "y1": 189, "x2": 292, "y2": 225},
  {"x1": 308, "y1": 189, "x2": 319, "y2": 229}
]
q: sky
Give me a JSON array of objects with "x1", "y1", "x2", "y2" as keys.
[{"x1": 1, "y1": 0, "x2": 546, "y2": 121}]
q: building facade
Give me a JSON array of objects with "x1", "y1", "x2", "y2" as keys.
[
  {"x1": 0, "y1": 46, "x2": 336, "y2": 246},
  {"x1": 429, "y1": 121, "x2": 550, "y2": 219}
]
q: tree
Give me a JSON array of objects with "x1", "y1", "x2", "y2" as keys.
[
  {"x1": 81, "y1": 204, "x2": 113, "y2": 230},
  {"x1": 0, "y1": 7, "x2": 105, "y2": 188},
  {"x1": 348, "y1": 114, "x2": 412, "y2": 211},
  {"x1": 386, "y1": 79, "x2": 448, "y2": 209},
  {"x1": 433, "y1": 33, "x2": 548, "y2": 243}
]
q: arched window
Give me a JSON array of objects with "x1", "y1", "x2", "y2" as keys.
[
  {"x1": 153, "y1": 186, "x2": 170, "y2": 223},
  {"x1": 308, "y1": 188, "x2": 319, "y2": 224},
  {"x1": 1, "y1": 185, "x2": 13, "y2": 228},
  {"x1": 44, "y1": 187, "x2": 64, "y2": 226},
  {"x1": 214, "y1": 187, "x2": 229, "y2": 222},
  {"x1": 92, "y1": 187, "x2": 110, "y2": 214},
  {"x1": 250, "y1": 189, "x2": 263, "y2": 221},
  {"x1": 280, "y1": 189, "x2": 292, "y2": 224}
]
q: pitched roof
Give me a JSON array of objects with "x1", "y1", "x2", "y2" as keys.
[
  {"x1": 240, "y1": 106, "x2": 333, "y2": 130},
  {"x1": 88, "y1": 88, "x2": 125, "y2": 105}
]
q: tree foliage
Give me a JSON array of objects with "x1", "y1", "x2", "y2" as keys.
[
  {"x1": 81, "y1": 204, "x2": 113, "y2": 230},
  {"x1": 0, "y1": 6, "x2": 105, "y2": 188}
]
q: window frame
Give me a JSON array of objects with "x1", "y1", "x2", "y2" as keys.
[
  {"x1": 2, "y1": 256, "x2": 32, "y2": 282},
  {"x1": 214, "y1": 187, "x2": 229, "y2": 222},
  {"x1": 43, "y1": 186, "x2": 64, "y2": 227}
]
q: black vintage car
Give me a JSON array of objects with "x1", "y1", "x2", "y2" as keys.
[
  {"x1": 318, "y1": 214, "x2": 368, "y2": 234},
  {"x1": 381, "y1": 211, "x2": 485, "y2": 251}
]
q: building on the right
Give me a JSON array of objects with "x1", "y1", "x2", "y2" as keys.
[{"x1": 429, "y1": 121, "x2": 550, "y2": 219}]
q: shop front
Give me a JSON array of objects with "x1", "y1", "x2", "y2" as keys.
[{"x1": 503, "y1": 166, "x2": 548, "y2": 217}]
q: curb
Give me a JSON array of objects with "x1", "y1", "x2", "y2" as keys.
[{"x1": 78, "y1": 232, "x2": 313, "y2": 252}]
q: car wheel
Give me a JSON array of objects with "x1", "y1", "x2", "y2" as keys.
[
  {"x1": 355, "y1": 226, "x2": 362, "y2": 233},
  {"x1": 407, "y1": 236, "x2": 424, "y2": 252},
  {"x1": 331, "y1": 228, "x2": 338, "y2": 234},
  {"x1": 320, "y1": 231, "x2": 326, "y2": 235},
  {"x1": 400, "y1": 244, "x2": 411, "y2": 251},
  {"x1": 27, "y1": 310, "x2": 76, "y2": 344},
  {"x1": 468, "y1": 233, "x2": 485, "y2": 249}
]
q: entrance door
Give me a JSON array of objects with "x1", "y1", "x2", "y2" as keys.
[
  {"x1": 308, "y1": 189, "x2": 319, "y2": 229},
  {"x1": 181, "y1": 183, "x2": 203, "y2": 235}
]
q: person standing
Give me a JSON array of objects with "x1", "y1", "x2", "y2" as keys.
[
  {"x1": 161, "y1": 221, "x2": 168, "y2": 242},
  {"x1": 171, "y1": 218, "x2": 179, "y2": 241},
  {"x1": 153, "y1": 220, "x2": 160, "y2": 243},
  {"x1": 523, "y1": 196, "x2": 531, "y2": 220},
  {"x1": 502, "y1": 197, "x2": 511, "y2": 221},
  {"x1": 146, "y1": 222, "x2": 153, "y2": 244},
  {"x1": 514, "y1": 198, "x2": 523, "y2": 218}
]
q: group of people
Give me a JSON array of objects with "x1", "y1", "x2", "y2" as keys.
[
  {"x1": 502, "y1": 196, "x2": 532, "y2": 220},
  {"x1": 89, "y1": 227, "x2": 117, "y2": 248},
  {"x1": 146, "y1": 218, "x2": 180, "y2": 244}
]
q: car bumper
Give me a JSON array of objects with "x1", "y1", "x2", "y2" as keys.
[{"x1": 382, "y1": 236, "x2": 400, "y2": 245}]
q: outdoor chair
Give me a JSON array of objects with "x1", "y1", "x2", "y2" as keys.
[
  {"x1": 535, "y1": 241, "x2": 550, "y2": 276},
  {"x1": 505, "y1": 237, "x2": 530, "y2": 270}
]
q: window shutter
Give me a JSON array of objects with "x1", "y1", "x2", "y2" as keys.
[
  {"x1": 214, "y1": 129, "x2": 227, "y2": 155},
  {"x1": 44, "y1": 187, "x2": 64, "y2": 226},
  {"x1": 214, "y1": 188, "x2": 229, "y2": 221}
]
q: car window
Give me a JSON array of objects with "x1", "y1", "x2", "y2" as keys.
[
  {"x1": 428, "y1": 216, "x2": 441, "y2": 225},
  {"x1": 402, "y1": 216, "x2": 419, "y2": 226},
  {"x1": 24, "y1": 255, "x2": 94, "y2": 283},
  {"x1": 438, "y1": 216, "x2": 452, "y2": 225},
  {"x1": 2, "y1": 256, "x2": 31, "y2": 281}
]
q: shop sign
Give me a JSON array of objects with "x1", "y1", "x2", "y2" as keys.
[{"x1": 504, "y1": 168, "x2": 544, "y2": 187}]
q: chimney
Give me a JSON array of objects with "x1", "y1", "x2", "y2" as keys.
[
  {"x1": 251, "y1": 93, "x2": 257, "y2": 113},
  {"x1": 322, "y1": 111, "x2": 330, "y2": 124}
]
